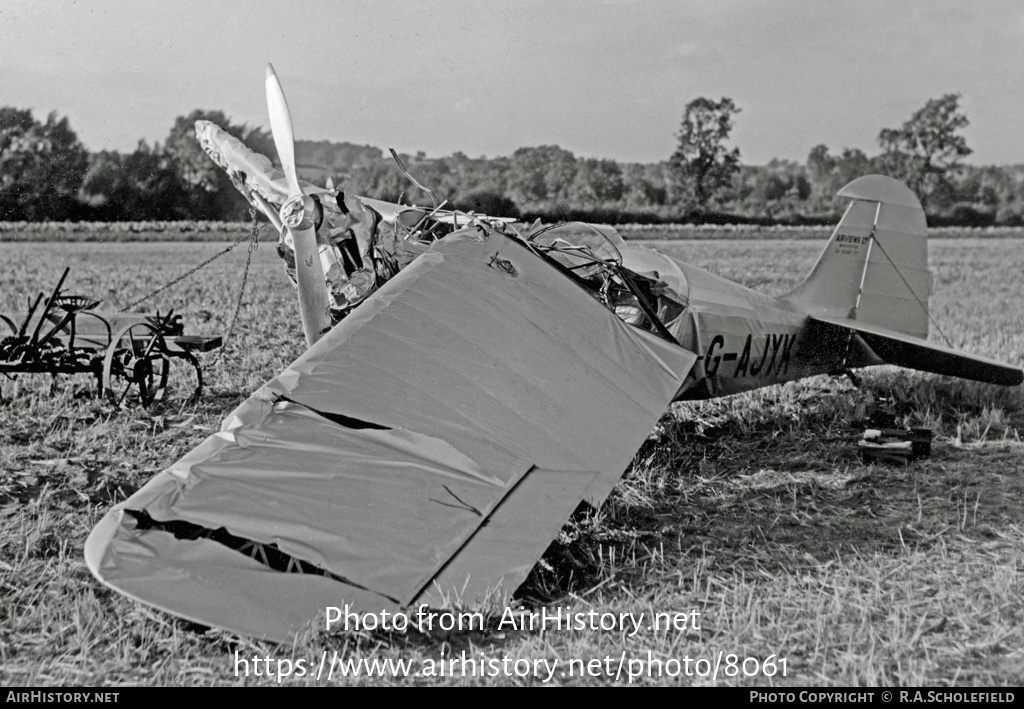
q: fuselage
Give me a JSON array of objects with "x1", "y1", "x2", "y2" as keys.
[{"x1": 618, "y1": 243, "x2": 825, "y2": 401}]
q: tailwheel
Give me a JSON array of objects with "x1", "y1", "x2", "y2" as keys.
[{"x1": 102, "y1": 323, "x2": 170, "y2": 407}]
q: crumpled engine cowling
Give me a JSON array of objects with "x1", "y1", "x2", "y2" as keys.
[
  {"x1": 276, "y1": 190, "x2": 381, "y2": 317},
  {"x1": 195, "y1": 119, "x2": 385, "y2": 319}
]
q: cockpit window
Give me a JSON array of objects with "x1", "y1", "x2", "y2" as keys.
[
  {"x1": 526, "y1": 222, "x2": 624, "y2": 277},
  {"x1": 524, "y1": 222, "x2": 685, "y2": 344}
]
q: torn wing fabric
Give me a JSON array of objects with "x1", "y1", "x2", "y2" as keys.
[{"x1": 85, "y1": 227, "x2": 697, "y2": 642}]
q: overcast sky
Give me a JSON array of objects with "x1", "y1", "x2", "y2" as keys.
[{"x1": 2, "y1": 0, "x2": 1022, "y2": 166}]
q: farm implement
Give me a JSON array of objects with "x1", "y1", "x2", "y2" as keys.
[{"x1": 1, "y1": 268, "x2": 222, "y2": 406}]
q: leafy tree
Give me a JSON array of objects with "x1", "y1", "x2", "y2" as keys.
[
  {"x1": 347, "y1": 157, "x2": 408, "y2": 203},
  {"x1": 792, "y1": 173, "x2": 812, "y2": 201},
  {"x1": 455, "y1": 190, "x2": 520, "y2": 218},
  {"x1": 621, "y1": 163, "x2": 668, "y2": 208},
  {"x1": 506, "y1": 146, "x2": 577, "y2": 207},
  {"x1": 954, "y1": 165, "x2": 1016, "y2": 207},
  {"x1": 442, "y1": 152, "x2": 510, "y2": 201},
  {"x1": 805, "y1": 145, "x2": 872, "y2": 209},
  {"x1": 669, "y1": 97, "x2": 741, "y2": 211},
  {"x1": 875, "y1": 94, "x2": 971, "y2": 205},
  {"x1": 567, "y1": 158, "x2": 624, "y2": 205},
  {"x1": 78, "y1": 150, "x2": 124, "y2": 209},
  {"x1": 79, "y1": 143, "x2": 191, "y2": 220},
  {"x1": 834, "y1": 149, "x2": 871, "y2": 189},
  {"x1": 0, "y1": 108, "x2": 88, "y2": 220},
  {"x1": 806, "y1": 144, "x2": 836, "y2": 201},
  {"x1": 755, "y1": 172, "x2": 788, "y2": 201}
]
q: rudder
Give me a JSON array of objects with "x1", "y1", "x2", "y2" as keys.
[{"x1": 785, "y1": 175, "x2": 930, "y2": 339}]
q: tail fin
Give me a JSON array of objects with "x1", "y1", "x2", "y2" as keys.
[{"x1": 785, "y1": 175, "x2": 931, "y2": 339}]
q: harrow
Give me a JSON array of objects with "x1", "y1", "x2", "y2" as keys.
[{"x1": 1, "y1": 268, "x2": 222, "y2": 406}]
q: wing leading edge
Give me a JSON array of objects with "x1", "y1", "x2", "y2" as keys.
[{"x1": 85, "y1": 226, "x2": 697, "y2": 641}]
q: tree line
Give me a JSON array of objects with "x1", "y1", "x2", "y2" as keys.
[{"x1": 2, "y1": 96, "x2": 1022, "y2": 226}]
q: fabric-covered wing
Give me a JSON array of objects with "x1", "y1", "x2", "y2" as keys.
[{"x1": 85, "y1": 226, "x2": 696, "y2": 642}]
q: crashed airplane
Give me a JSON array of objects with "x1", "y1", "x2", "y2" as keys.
[{"x1": 85, "y1": 66, "x2": 1023, "y2": 642}]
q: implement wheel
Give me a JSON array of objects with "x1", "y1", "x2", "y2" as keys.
[
  {"x1": 171, "y1": 350, "x2": 204, "y2": 404},
  {"x1": 102, "y1": 323, "x2": 170, "y2": 407}
]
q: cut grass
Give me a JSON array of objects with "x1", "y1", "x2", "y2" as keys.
[{"x1": 0, "y1": 237, "x2": 1022, "y2": 685}]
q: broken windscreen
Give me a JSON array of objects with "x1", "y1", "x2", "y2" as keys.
[
  {"x1": 523, "y1": 222, "x2": 686, "y2": 343},
  {"x1": 525, "y1": 222, "x2": 625, "y2": 278}
]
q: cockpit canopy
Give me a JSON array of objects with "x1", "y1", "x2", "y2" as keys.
[
  {"x1": 524, "y1": 222, "x2": 688, "y2": 343},
  {"x1": 526, "y1": 222, "x2": 625, "y2": 276}
]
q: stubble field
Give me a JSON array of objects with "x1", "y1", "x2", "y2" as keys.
[{"x1": 1, "y1": 231, "x2": 1022, "y2": 686}]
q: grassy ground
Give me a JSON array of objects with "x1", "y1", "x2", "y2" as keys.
[{"x1": 0, "y1": 236, "x2": 1022, "y2": 686}]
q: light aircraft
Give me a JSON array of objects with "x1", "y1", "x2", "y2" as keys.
[{"x1": 85, "y1": 65, "x2": 1023, "y2": 643}]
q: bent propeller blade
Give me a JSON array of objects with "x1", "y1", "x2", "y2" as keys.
[
  {"x1": 265, "y1": 63, "x2": 332, "y2": 346},
  {"x1": 265, "y1": 63, "x2": 302, "y2": 198}
]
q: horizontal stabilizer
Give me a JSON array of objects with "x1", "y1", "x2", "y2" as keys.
[{"x1": 810, "y1": 315, "x2": 1023, "y2": 386}]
